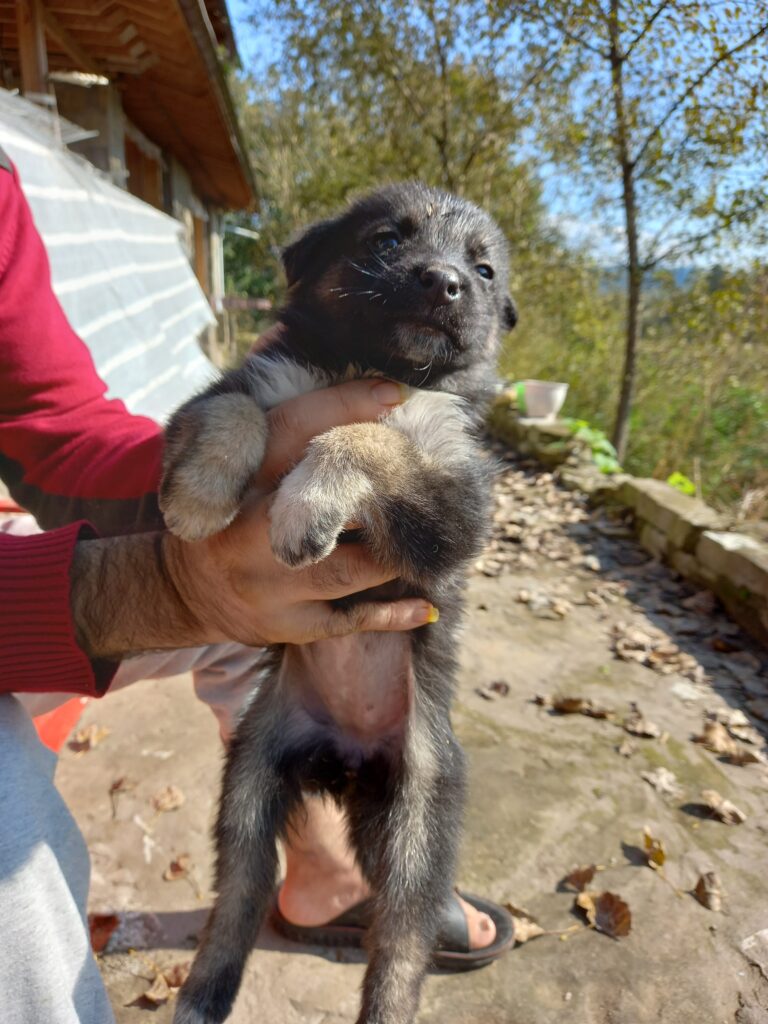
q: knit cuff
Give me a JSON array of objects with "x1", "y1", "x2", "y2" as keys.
[{"x1": 0, "y1": 521, "x2": 118, "y2": 696}]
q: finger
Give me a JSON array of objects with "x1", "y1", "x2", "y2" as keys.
[
  {"x1": 315, "y1": 599, "x2": 439, "y2": 639},
  {"x1": 301, "y1": 542, "x2": 399, "y2": 599},
  {"x1": 260, "y1": 379, "x2": 408, "y2": 484}
]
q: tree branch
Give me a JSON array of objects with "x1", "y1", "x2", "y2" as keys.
[
  {"x1": 511, "y1": 46, "x2": 565, "y2": 103},
  {"x1": 622, "y1": 0, "x2": 673, "y2": 60},
  {"x1": 641, "y1": 201, "x2": 764, "y2": 269},
  {"x1": 632, "y1": 21, "x2": 768, "y2": 172},
  {"x1": 534, "y1": 9, "x2": 609, "y2": 57},
  {"x1": 424, "y1": 0, "x2": 455, "y2": 189}
]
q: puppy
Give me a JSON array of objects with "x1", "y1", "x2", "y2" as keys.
[{"x1": 162, "y1": 182, "x2": 516, "y2": 1024}]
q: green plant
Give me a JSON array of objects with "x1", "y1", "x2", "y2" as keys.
[
  {"x1": 666, "y1": 472, "x2": 697, "y2": 496},
  {"x1": 565, "y1": 419, "x2": 623, "y2": 474}
]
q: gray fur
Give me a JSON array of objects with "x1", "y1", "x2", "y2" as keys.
[{"x1": 167, "y1": 182, "x2": 515, "y2": 1024}]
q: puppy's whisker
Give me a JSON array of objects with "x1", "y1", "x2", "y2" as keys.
[
  {"x1": 347, "y1": 259, "x2": 383, "y2": 282},
  {"x1": 415, "y1": 358, "x2": 434, "y2": 386},
  {"x1": 328, "y1": 288, "x2": 380, "y2": 300}
]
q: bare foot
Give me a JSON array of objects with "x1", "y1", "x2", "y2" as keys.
[{"x1": 279, "y1": 796, "x2": 496, "y2": 950}]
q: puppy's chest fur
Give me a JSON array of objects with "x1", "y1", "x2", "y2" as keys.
[{"x1": 242, "y1": 353, "x2": 477, "y2": 465}]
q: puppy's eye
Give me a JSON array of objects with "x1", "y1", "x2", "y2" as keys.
[
  {"x1": 475, "y1": 264, "x2": 494, "y2": 280},
  {"x1": 370, "y1": 231, "x2": 400, "y2": 254}
]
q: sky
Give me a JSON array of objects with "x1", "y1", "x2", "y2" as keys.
[{"x1": 224, "y1": 1, "x2": 766, "y2": 268}]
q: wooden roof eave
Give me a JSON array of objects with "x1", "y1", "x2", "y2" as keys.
[{"x1": 175, "y1": 0, "x2": 256, "y2": 210}]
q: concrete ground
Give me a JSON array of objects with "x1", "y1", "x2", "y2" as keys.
[{"x1": 56, "y1": 450, "x2": 768, "y2": 1024}]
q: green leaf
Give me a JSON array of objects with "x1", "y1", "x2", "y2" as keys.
[{"x1": 666, "y1": 472, "x2": 697, "y2": 496}]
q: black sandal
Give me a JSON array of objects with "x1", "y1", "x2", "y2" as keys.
[{"x1": 270, "y1": 888, "x2": 515, "y2": 972}]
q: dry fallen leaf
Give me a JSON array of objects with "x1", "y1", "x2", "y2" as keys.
[
  {"x1": 163, "y1": 961, "x2": 192, "y2": 989},
  {"x1": 692, "y1": 872, "x2": 723, "y2": 912},
  {"x1": 475, "y1": 679, "x2": 511, "y2": 701},
  {"x1": 108, "y1": 776, "x2": 137, "y2": 819},
  {"x1": 724, "y1": 748, "x2": 765, "y2": 766},
  {"x1": 623, "y1": 703, "x2": 662, "y2": 738},
  {"x1": 694, "y1": 713, "x2": 767, "y2": 764},
  {"x1": 681, "y1": 590, "x2": 717, "y2": 615},
  {"x1": 141, "y1": 973, "x2": 171, "y2": 1005},
  {"x1": 711, "y1": 634, "x2": 741, "y2": 654},
  {"x1": 562, "y1": 865, "x2": 597, "y2": 892},
  {"x1": 611, "y1": 621, "x2": 705, "y2": 681},
  {"x1": 728, "y1": 724, "x2": 764, "y2": 746},
  {"x1": 152, "y1": 785, "x2": 185, "y2": 813},
  {"x1": 69, "y1": 723, "x2": 111, "y2": 754},
  {"x1": 503, "y1": 903, "x2": 545, "y2": 945},
  {"x1": 553, "y1": 696, "x2": 592, "y2": 714},
  {"x1": 709, "y1": 708, "x2": 765, "y2": 746},
  {"x1": 534, "y1": 694, "x2": 615, "y2": 719},
  {"x1": 643, "y1": 827, "x2": 666, "y2": 869},
  {"x1": 701, "y1": 789, "x2": 747, "y2": 825},
  {"x1": 126, "y1": 961, "x2": 191, "y2": 1007},
  {"x1": 163, "y1": 854, "x2": 193, "y2": 882},
  {"x1": 551, "y1": 599, "x2": 572, "y2": 618},
  {"x1": 575, "y1": 891, "x2": 632, "y2": 938},
  {"x1": 641, "y1": 767, "x2": 683, "y2": 799},
  {"x1": 88, "y1": 913, "x2": 120, "y2": 954},
  {"x1": 693, "y1": 720, "x2": 741, "y2": 758}
]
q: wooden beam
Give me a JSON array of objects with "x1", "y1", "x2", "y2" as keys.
[
  {"x1": 16, "y1": 0, "x2": 49, "y2": 95},
  {"x1": 41, "y1": 7, "x2": 105, "y2": 76}
]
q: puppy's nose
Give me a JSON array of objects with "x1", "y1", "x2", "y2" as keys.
[{"x1": 418, "y1": 265, "x2": 461, "y2": 305}]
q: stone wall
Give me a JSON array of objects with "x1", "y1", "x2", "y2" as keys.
[{"x1": 487, "y1": 394, "x2": 768, "y2": 647}]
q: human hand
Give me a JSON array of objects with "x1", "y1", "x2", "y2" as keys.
[
  {"x1": 72, "y1": 380, "x2": 435, "y2": 659},
  {"x1": 164, "y1": 378, "x2": 434, "y2": 646}
]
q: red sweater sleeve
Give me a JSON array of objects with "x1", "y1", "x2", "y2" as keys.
[
  {"x1": 0, "y1": 159, "x2": 172, "y2": 696},
  {"x1": 0, "y1": 522, "x2": 115, "y2": 695},
  {"x1": 0, "y1": 160, "x2": 165, "y2": 534}
]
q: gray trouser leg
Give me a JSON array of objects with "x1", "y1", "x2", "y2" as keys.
[{"x1": 0, "y1": 695, "x2": 116, "y2": 1024}]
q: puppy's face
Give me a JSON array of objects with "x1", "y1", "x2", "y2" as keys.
[{"x1": 282, "y1": 183, "x2": 516, "y2": 384}]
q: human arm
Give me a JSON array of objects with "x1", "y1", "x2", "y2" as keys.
[
  {"x1": 71, "y1": 377, "x2": 432, "y2": 661},
  {"x1": 0, "y1": 378, "x2": 429, "y2": 696},
  {"x1": 0, "y1": 157, "x2": 163, "y2": 534}
]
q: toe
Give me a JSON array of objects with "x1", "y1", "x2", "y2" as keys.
[{"x1": 457, "y1": 895, "x2": 497, "y2": 950}]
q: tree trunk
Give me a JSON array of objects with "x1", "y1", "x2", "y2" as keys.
[{"x1": 607, "y1": 1, "x2": 641, "y2": 463}]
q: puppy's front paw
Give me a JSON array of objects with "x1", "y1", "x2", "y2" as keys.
[
  {"x1": 160, "y1": 393, "x2": 268, "y2": 541},
  {"x1": 269, "y1": 456, "x2": 373, "y2": 568}
]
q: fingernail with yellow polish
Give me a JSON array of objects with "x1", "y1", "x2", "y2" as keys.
[
  {"x1": 426, "y1": 604, "x2": 440, "y2": 624},
  {"x1": 371, "y1": 380, "x2": 410, "y2": 406}
]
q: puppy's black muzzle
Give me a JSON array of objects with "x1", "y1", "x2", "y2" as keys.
[{"x1": 418, "y1": 264, "x2": 461, "y2": 306}]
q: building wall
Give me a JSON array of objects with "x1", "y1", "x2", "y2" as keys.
[
  {"x1": 55, "y1": 81, "x2": 126, "y2": 188},
  {"x1": 53, "y1": 81, "x2": 228, "y2": 360}
]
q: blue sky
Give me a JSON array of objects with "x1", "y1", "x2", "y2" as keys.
[
  {"x1": 224, "y1": 1, "x2": 765, "y2": 267},
  {"x1": 228, "y1": 0, "x2": 274, "y2": 71}
]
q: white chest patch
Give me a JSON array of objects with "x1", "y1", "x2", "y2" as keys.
[
  {"x1": 246, "y1": 356, "x2": 329, "y2": 410},
  {"x1": 245, "y1": 356, "x2": 474, "y2": 467},
  {"x1": 384, "y1": 390, "x2": 474, "y2": 468}
]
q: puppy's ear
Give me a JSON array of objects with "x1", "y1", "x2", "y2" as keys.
[
  {"x1": 503, "y1": 295, "x2": 518, "y2": 331},
  {"x1": 282, "y1": 218, "x2": 340, "y2": 288}
]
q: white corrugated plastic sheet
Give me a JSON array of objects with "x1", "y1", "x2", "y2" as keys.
[{"x1": 0, "y1": 89, "x2": 216, "y2": 423}]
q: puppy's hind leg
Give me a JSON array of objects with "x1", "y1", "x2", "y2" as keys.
[
  {"x1": 173, "y1": 724, "x2": 297, "y2": 1024},
  {"x1": 346, "y1": 718, "x2": 466, "y2": 1024}
]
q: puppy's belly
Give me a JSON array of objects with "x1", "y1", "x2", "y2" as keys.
[{"x1": 279, "y1": 633, "x2": 413, "y2": 749}]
